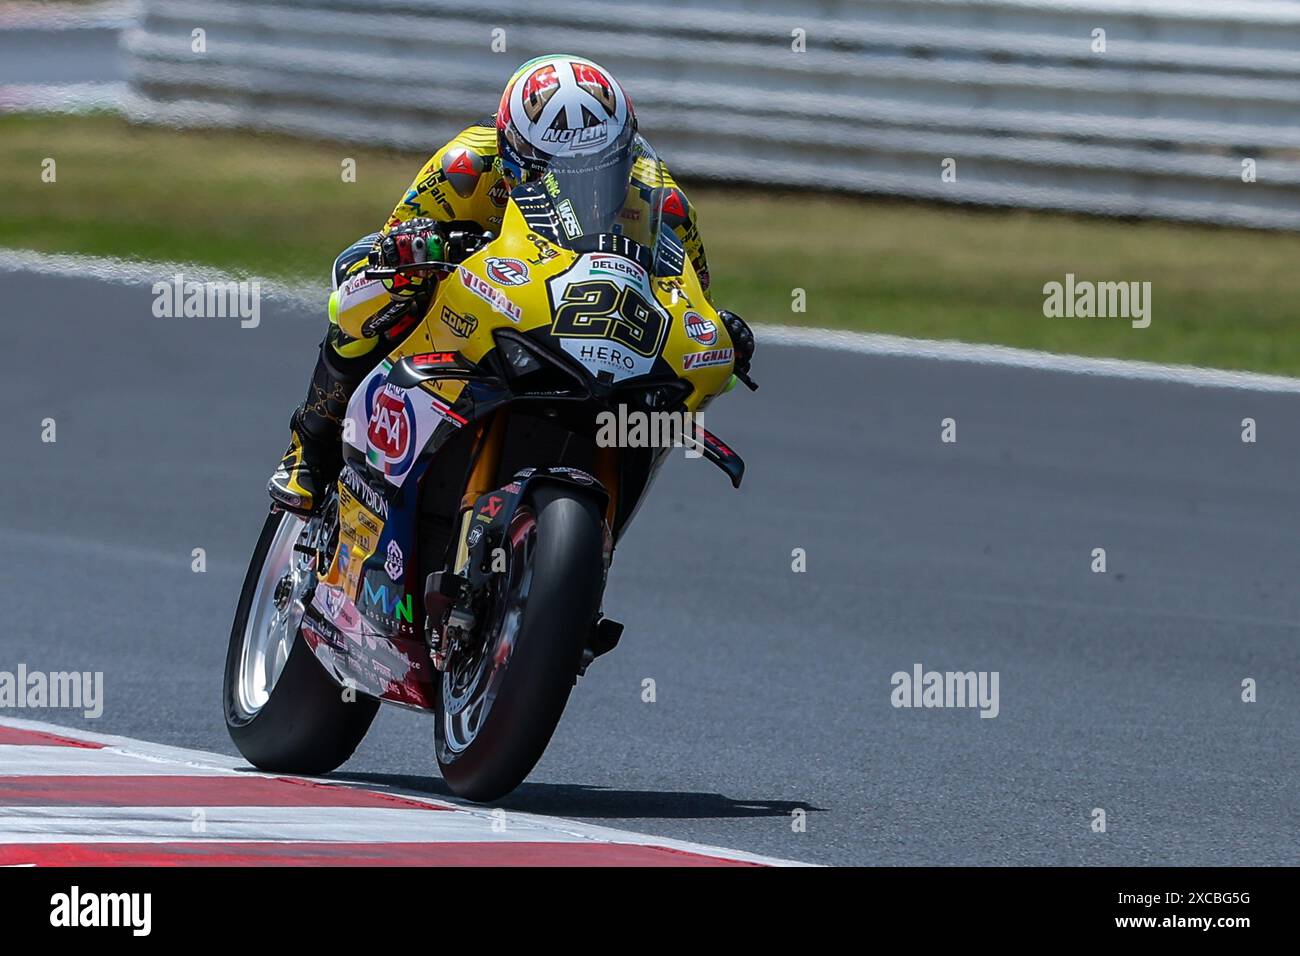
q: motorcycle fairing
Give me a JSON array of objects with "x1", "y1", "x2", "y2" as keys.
[
  {"x1": 697, "y1": 427, "x2": 746, "y2": 489},
  {"x1": 300, "y1": 456, "x2": 439, "y2": 710},
  {"x1": 300, "y1": 604, "x2": 435, "y2": 709},
  {"x1": 543, "y1": 249, "x2": 669, "y2": 384},
  {"x1": 344, "y1": 358, "x2": 468, "y2": 490}
]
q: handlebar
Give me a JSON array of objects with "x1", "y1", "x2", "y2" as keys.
[
  {"x1": 362, "y1": 261, "x2": 461, "y2": 282},
  {"x1": 363, "y1": 228, "x2": 496, "y2": 282}
]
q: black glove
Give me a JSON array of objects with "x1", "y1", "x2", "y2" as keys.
[{"x1": 717, "y1": 309, "x2": 755, "y2": 379}]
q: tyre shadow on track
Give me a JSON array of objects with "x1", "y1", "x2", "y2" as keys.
[{"x1": 323, "y1": 770, "x2": 822, "y2": 820}]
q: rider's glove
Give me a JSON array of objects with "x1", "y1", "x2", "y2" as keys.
[
  {"x1": 717, "y1": 309, "x2": 754, "y2": 376},
  {"x1": 371, "y1": 218, "x2": 445, "y2": 300}
]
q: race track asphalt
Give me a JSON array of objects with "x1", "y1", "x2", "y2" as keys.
[{"x1": 1, "y1": 271, "x2": 1297, "y2": 865}]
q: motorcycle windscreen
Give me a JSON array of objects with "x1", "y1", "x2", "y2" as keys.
[{"x1": 536, "y1": 133, "x2": 685, "y2": 280}]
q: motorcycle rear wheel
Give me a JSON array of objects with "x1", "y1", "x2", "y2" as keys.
[{"x1": 434, "y1": 485, "x2": 605, "y2": 802}]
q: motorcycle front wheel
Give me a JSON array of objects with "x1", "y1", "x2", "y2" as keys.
[
  {"x1": 434, "y1": 484, "x2": 605, "y2": 802},
  {"x1": 223, "y1": 508, "x2": 378, "y2": 775}
]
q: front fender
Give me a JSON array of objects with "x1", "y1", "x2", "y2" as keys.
[{"x1": 464, "y1": 467, "x2": 610, "y2": 591}]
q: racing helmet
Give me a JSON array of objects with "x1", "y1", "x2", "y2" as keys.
[{"x1": 496, "y1": 55, "x2": 637, "y2": 185}]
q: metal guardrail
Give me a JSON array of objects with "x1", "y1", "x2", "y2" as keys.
[{"x1": 121, "y1": 0, "x2": 1300, "y2": 229}]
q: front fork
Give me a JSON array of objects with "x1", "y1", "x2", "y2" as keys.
[
  {"x1": 452, "y1": 408, "x2": 511, "y2": 577},
  {"x1": 450, "y1": 410, "x2": 620, "y2": 573},
  {"x1": 427, "y1": 410, "x2": 621, "y2": 672}
]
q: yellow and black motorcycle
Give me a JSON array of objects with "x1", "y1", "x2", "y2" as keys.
[{"x1": 224, "y1": 141, "x2": 753, "y2": 801}]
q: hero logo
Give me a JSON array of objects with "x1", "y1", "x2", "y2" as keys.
[
  {"x1": 365, "y1": 381, "x2": 417, "y2": 478},
  {"x1": 579, "y1": 343, "x2": 637, "y2": 373},
  {"x1": 683, "y1": 311, "x2": 717, "y2": 346},
  {"x1": 485, "y1": 257, "x2": 530, "y2": 286},
  {"x1": 546, "y1": 252, "x2": 663, "y2": 382}
]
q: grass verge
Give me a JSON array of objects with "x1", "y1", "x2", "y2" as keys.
[{"x1": 3, "y1": 113, "x2": 1298, "y2": 373}]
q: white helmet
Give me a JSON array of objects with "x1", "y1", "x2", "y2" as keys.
[{"x1": 496, "y1": 55, "x2": 637, "y2": 182}]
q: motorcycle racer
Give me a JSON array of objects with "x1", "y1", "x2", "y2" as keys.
[{"x1": 270, "y1": 54, "x2": 755, "y2": 515}]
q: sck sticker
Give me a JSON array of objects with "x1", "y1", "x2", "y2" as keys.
[
  {"x1": 366, "y1": 381, "x2": 417, "y2": 477},
  {"x1": 683, "y1": 311, "x2": 717, "y2": 346}
]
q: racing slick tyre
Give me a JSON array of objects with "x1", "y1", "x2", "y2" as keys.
[
  {"x1": 435, "y1": 485, "x2": 605, "y2": 801},
  {"x1": 224, "y1": 510, "x2": 378, "y2": 774}
]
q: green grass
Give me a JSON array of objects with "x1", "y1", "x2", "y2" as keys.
[{"x1": 3, "y1": 113, "x2": 1299, "y2": 373}]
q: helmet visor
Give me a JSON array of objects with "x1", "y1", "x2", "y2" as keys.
[{"x1": 537, "y1": 121, "x2": 638, "y2": 239}]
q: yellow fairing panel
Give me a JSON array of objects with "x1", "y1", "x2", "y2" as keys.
[{"x1": 387, "y1": 198, "x2": 734, "y2": 414}]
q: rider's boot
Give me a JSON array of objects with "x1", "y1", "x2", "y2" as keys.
[{"x1": 268, "y1": 343, "x2": 369, "y2": 516}]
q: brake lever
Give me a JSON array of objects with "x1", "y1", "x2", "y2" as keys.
[{"x1": 362, "y1": 261, "x2": 460, "y2": 281}]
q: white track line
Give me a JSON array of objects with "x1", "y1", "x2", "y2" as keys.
[
  {"x1": 0, "y1": 82, "x2": 130, "y2": 114},
  {"x1": 1, "y1": 806, "x2": 595, "y2": 845},
  {"x1": 0, "y1": 716, "x2": 812, "y2": 866},
  {"x1": 0, "y1": 746, "x2": 232, "y2": 777},
  {"x1": 3, "y1": 246, "x2": 1293, "y2": 393},
  {"x1": 756, "y1": 324, "x2": 1300, "y2": 393},
  {"x1": 0, "y1": 247, "x2": 320, "y2": 305}
]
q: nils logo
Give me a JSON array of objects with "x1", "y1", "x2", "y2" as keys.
[
  {"x1": 366, "y1": 381, "x2": 417, "y2": 478},
  {"x1": 485, "y1": 257, "x2": 530, "y2": 286},
  {"x1": 683, "y1": 311, "x2": 717, "y2": 346}
]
